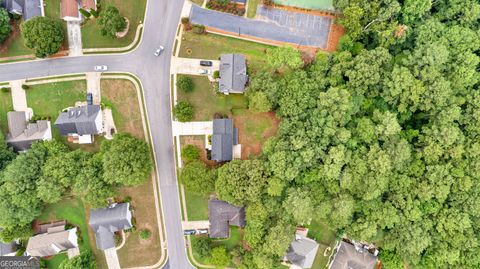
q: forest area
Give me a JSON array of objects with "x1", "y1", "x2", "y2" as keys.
[{"x1": 202, "y1": 0, "x2": 480, "y2": 268}]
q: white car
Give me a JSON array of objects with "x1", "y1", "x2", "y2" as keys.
[
  {"x1": 154, "y1": 46, "x2": 165, "y2": 56},
  {"x1": 198, "y1": 69, "x2": 211, "y2": 75},
  {"x1": 94, "y1": 65, "x2": 108, "y2": 71}
]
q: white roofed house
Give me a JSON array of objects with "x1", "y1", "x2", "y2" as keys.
[
  {"x1": 26, "y1": 225, "x2": 78, "y2": 257},
  {"x1": 6, "y1": 111, "x2": 52, "y2": 152},
  {"x1": 54, "y1": 105, "x2": 103, "y2": 144}
]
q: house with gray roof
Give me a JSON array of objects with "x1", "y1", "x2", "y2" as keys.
[
  {"x1": 208, "y1": 199, "x2": 245, "y2": 238},
  {"x1": 329, "y1": 241, "x2": 379, "y2": 269},
  {"x1": 218, "y1": 54, "x2": 248, "y2": 95},
  {"x1": 0, "y1": 241, "x2": 17, "y2": 256},
  {"x1": 54, "y1": 105, "x2": 103, "y2": 144},
  {"x1": 285, "y1": 233, "x2": 319, "y2": 268},
  {"x1": 1, "y1": 0, "x2": 44, "y2": 20},
  {"x1": 211, "y1": 119, "x2": 238, "y2": 162},
  {"x1": 6, "y1": 111, "x2": 52, "y2": 152},
  {"x1": 26, "y1": 225, "x2": 78, "y2": 257},
  {"x1": 89, "y1": 203, "x2": 132, "y2": 250}
]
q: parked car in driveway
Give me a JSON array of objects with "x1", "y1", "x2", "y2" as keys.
[
  {"x1": 200, "y1": 60, "x2": 213, "y2": 66},
  {"x1": 184, "y1": 229, "x2": 196, "y2": 236},
  {"x1": 198, "y1": 69, "x2": 211, "y2": 75},
  {"x1": 87, "y1": 93, "x2": 93, "y2": 105},
  {"x1": 154, "y1": 46, "x2": 165, "y2": 56},
  {"x1": 196, "y1": 229, "x2": 209, "y2": 235},
  {"x1": 94, "y1": 65, "x2": 108, "y2": 71}
]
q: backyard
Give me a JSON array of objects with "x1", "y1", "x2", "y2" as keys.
[
  {"x1": 38, "y1": 198, "x2": 104, "y2": 269},
  {"x1": 81, "y1": 0, "x2": 147, "y2": 48},
  {"x1": 191, "y1": 226, "x2": 244, "y2": 266},
  {"x1": 307, "y1": 219, "x2": 338, "y2": 269},
  {"x1": 0, "y1": 89, "x2": 12, "y2": 135},
  {"x1": 179, "y1": 31, "x2": 272, "y2": 73}
]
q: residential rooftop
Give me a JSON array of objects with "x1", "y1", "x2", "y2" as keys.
[{"x1": 208, "y1": 199, "x2": 245, "y2": 238}]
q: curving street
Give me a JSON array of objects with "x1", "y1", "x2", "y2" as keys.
[{"x1": 0, "y1": 0, "x2": 195, "y2": 268}]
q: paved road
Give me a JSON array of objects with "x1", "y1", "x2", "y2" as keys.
[
  {"x1": 190, "y1": 4, "x2": 331, "y2": 48},
  {"x1": 0, "y1": 0, "x2": 195, "y2": 268}
]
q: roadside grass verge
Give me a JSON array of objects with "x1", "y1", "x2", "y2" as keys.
[
  {"x1": 0, "y1": 90, "x2": 13, "y2": 135},
  {"x1": 179, "y1": 31, "x2": 272, "y2": 73},
  {"x1": 247, "y1": 0, "x2": 261, "y2": 18},
  {"x1": 81, "y1": 0, "x2": 147, "y2": 48}
]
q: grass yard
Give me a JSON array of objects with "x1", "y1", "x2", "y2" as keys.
[
  {"x1": 44, "y1": 0, "x2": 61, "y2": 19},
  {"x1": 81, "y1": 0, "x2": 147, "y2": 48},
  {"x1": 179, "y1": 31, "x2": 273, "y2": 73},
  {"x1": 116, "y1": 181, "x2": 162, "y2": 267},
  {"x1": 184, "y1": 189, "x2": 209, "y2": 221},
  {"x1": 0, "y1": 90, "x2": 13, "y2": 135},
  {"x1": 307, "y1": 219, "x2": 337, "y2": 245},
  {"x1": 247, "y1": 0, "x2": 261, "y2": 18},
  {"x1": 177, "y1": 75, "x2": 247, "y2": 121},
  {"x1": 273, "y1": 0, "x2": 334, "y2": 10},
  {"x1": 311, "y1": 243, "x2": 331, "y2": 269},
  {"x1": 38, "y1": 198, "x2": 101, "y2": 269},
  {"x1": 0, "y1": 20, "x2": 34, "y2": 58},
  {"x1": 101, "y1": 79, "x2": 144, "y2": 139}
]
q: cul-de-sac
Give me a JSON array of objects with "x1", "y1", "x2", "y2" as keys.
[{"x1": 0, "y1": 0, "x2": 478, "y2": 269}]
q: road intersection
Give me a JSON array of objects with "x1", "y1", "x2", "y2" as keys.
[{"x1": 0, "y1": 0, "x2": 195, "y2": 268}]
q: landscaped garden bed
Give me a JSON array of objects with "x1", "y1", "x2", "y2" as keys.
[{"x1": 207, "y1": 0, "x2": 246, "y2": 16}]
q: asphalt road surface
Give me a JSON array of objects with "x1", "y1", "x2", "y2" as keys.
[{"x1": 0, "y1": 0, "x2": 195, "y2": 268}]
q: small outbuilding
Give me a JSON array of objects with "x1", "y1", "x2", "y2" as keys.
[
  {"x1": 218, "y1": 54, "x2": 248, "y2": 95},
  {"x1": 208, "y1": 199, "x2": 245, "y2": 238},
  {"x1": 89, "y1": 203, "x2": 133, "y2": 250},
  {"x1": 6, "y1": 111, "x2": 52, "y2": 152}
]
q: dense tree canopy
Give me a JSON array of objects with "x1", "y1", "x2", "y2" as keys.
[
  {"x1": 0, "y1": 8, "x2": 11, "y2": 43},
  {"x1": 98, "y1": 5, "x2": 127, "y2": 38},
  {"x1": 216, "y1": 1, "x2": 480, "y2": 268},
  {"x1": 21, "y1": 17, "x2": 64, "y2": 58}
]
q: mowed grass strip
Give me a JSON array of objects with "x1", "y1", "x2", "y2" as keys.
[
  {"x1": 0, "y1": 90, "x2": 13, "y2": 135},
  {"x1": 81, "y1": 0, "x2": 147, "y2": 48},
  {"x1": 179, "y1": 31, "x2": 272, "y2": 73},
  {"x1": 177, "y1": 75, "x2": 247, "y2": 121},
  {"x1": 247, "y1": 0, "x2": 261, "y2": 18}
]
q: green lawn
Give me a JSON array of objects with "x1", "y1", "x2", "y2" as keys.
[
  {"x1": 247, "y1": 0, "x2": 261, "y2": 18},
  {"x1": 44, "y1": 0, "x2": 61, "y2": 19},
  {"x1": 311, "y1": 244, "x2": 331, "y2": 269},
  {"x1": 177, "y1": 75, "x2": 247, "y2": 121},
  {"x1": 0, "y1": 90, "x2": 13, "y2": 135},
  {"x1": 179, "y1": 31, "x2": 273, "y2": 73},
  {"x1": 38, "y1": 198, "x2": 94, "y2": 268},
  {"x1": 184, "y1": 189, "x2": 209, "y2": 221},
  {"x1": 81, "y1": 0, "x2": 147, "y2": 48},
  {"x1": 233, "y1": 108, "x2": 272, "y2": 141},
  {"x1": 0, "y1": 20, "x2": 34, "y2": 58},
  {"x1": 273, "y1": 0, "x2": 334, "y2": 10},
  {"x1": 307, "y1": 219, "x2": 337, "y2": 245}
]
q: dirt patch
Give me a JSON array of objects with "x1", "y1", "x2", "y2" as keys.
[
  {"x1": 326, "y1": 23, "x2": 345, "y2": 52},
  {"x1": 180, "y1": 136, "x2": 218, "y2": 168},
  {"x1": 233, "y1": 110, "x2": 280, "y2": 159},
  {"x1": 100, "y1": 79, "x2": 145, "y2": 139}
]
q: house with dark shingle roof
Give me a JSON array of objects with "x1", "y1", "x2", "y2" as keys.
[
  {"x1": 218, "y1": 54, "x2": 248, "y2": 95},
  {"x1": 54, "y1": 105, "x2": 103, "y2": 144},
  {"x1": 211, "y1": 119, "x2": 238, "y2": 162},
  {"x1": 329, "y1": 241, "x2": 379, "y2": 269},
  {"x1": 26, "y1": 225, "x2": 78, "y2": 257},
  {"x1": 1, "y1": 0, "x2": 44, "y2": 20},
  {"x1": 6, "y1": 111, "x2": 52, "y2": 152},
  {"x1": 89, "y1": 203, "x2": 132, "y2": 250},
  {"x1": 285, "y1": 233, "x2": 319, "y2": 268},
  {"x1": 208, "y1": 199, "x2": 245, "y2": 238}
]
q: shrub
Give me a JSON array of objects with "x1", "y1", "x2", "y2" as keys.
[
  {"x1": 123, "y1": 196, "x2": 132, "y2": 203},
  {"x1": 90, "y1": 8, "x2": 99, "y2": 18},
  {"x1": 262, "y1": 0, "x2": 274, "y2": 6},
  {"x1": 177, "y1": 75, "x2": 194, "y2": 92},
  {"x1": 0, "y1": 8, "x2": 12, "y2": 44},
  {"x1": 181, "y1": 17, "x2": 190, "y2": 25},
  {"x1": 139, "y1": 229, "x2": 151, "y2": 240},
  {"x1": 213, "y1": 70, "x2": 220, "y2": 79},
  {"x1": 21, "y1": 17, "x2": 64, "y2": 58},
  {"x1": 192, "y1": 237, "x2": 211, "y2": 259},
  {"x1": 180, "y1": 161, "x2": 215, "y2": 195},
  {"x1": 1, "y1": 87, "x2": 10, "y2": 93},
  {"x1": 173, "y1": 101, "x2": 194, "y2": 122},
  {"x1": 192, "y1": 24, "x2": 205, "y2": 34},
  {"x1": 181, "y1": 145, "x2": 200, "y2": 163},
  {"x1": 114, "y1": 233, "x2": 123, "y2": 246},
  {"x1": 79, "y1": 8, "x2": 91, "y2": 18},
  {"x1": 210, "y1": 246, "x2": 229, "y2": 267},
  {"x1": 98, "y1": 5, "x2": 127, "y2": 38},
  {"x1": 21, "y1": 84, "x2": 29, "y2": 90}
]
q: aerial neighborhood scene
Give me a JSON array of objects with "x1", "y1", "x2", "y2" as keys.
[{"x1": 0, "y1": 0, "x2": 478, "y2": 269}]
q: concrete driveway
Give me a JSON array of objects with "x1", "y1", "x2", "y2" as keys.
[
  {"x1": 104, "y1": 248, "x2": 121, "y2": 269},
  {"x1": 182, "y1": 221, "x2": 210, "y2": 230},
  {"x1": 172, "y1": 121, "x2": 213, "y2": 136},
  {"x1": 67, "y1": 21, "x2": 83, "y2": 56},
  {"x1": 171, "y1": 57, "x2": 219, "y2": 75},
  {"x1": 190, "y1": 4, "x2": 332, "y2": 48}
]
